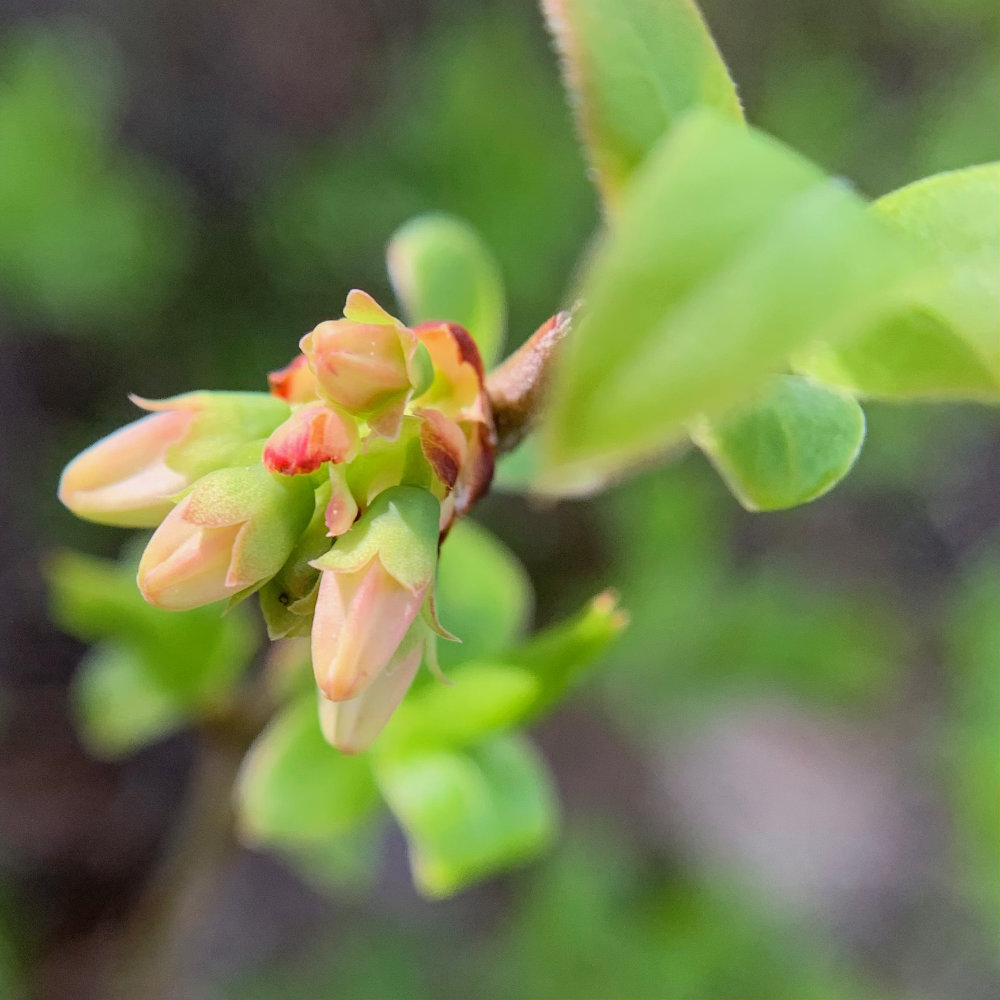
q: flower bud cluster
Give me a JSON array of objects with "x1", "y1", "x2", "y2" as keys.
[{"x1": 59, "y1": 290, "x2": 496, "y2": 751}]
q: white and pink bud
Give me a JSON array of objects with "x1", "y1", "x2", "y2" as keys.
[
  {"x1": 317, "y1": 625, "x2": 426, "y2": 753},
  {"x1": 309, "y1": 485, "x2": 439, "y2": 702},
  {"x1": 58, "y1": 392, "x2": 289, "y2": 527},
  {"x1": 137, "y1": 463, "x2": 313, "y2": 610}
]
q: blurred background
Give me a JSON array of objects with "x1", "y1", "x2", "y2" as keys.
[{"x1": 0, "y1": 0, "x2": 997, "y2": 997}]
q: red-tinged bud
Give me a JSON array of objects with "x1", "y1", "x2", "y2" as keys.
[
  {"x1": 318, "y1": 628, "x2": 425, "y2": 753},
  {"x1": 309, "y1": 486, "x2": 439, "y2": 701},
  {"x1": 263, "y1": 401, "x2": 359, "y2": 475},
  {"x1": 299, "y1": 290, "x2": 433, "y2": 438},
  {"x1": 137, "y1": 464, "x2": 313, "y2": 610},
  {"x1": 267, "y1": 355, "x2": 319, "y2": 403},
  {"x1": 413, "y1": 321, "x2": 488, "y2": 422},
  {"x1": 58, "y1": 391, "x2": 288, "y2": 527}
]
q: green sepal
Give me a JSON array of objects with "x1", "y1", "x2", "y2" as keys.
[
  {"x1": 159, "y1": 391, "x2": 290, "y2": 479},
  {"x1": 311, "y1": 486, "x2": 440, "y2": 592},
  {"x1": 259, "y1": 480, "x2": 334, "y2": 639}
]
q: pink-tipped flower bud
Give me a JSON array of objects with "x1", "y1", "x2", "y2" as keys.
[
  {"x1": 137, "y1": 463, "x2": 313, "y2": 610},
  {"x1": 263, "y1": 401, "x2": 359, "y2": 475},
  {"x1": 58, "y1": 392, "x2": 289, "y2": 528},
  {"x1": 299, "y1": 290, "x2": 433, "y2": 438},
  {"x1": 309, "y1": 485, "x2": 439, "y2": 702},
  {"x1": 317, "y1": 627, "x2": 425, "y2": 753}
]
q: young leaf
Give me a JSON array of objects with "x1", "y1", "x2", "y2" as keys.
[
  {"x1": 378, "y1": 590, "x2": 626, "y2": 754},
  {"x1": 797, "y1": 163, "x2": 1000, "y2": 400},
  {"x1": 434, "y1": 519, "x2": 532, "y2": 671},
  {"x1": 535, "y1": 111, "x2": 925, "y2": 495},
  {"x1": 375, "y1": 732, "x2": 557, "y2": 897},
  {"x1": 387, "y1": 213, "x2": 507, "y2": 367},
  {"x1": 541, "y1": 0, "x2": 743, "y2": 207},
  {"x1": 692, "y1": 375, "x2": 866, "y2": 511},
  {"x1": 235, "y1": 694, "x2": 379, "y2": 847},
  {"x1": 48, "y1": 549, "x2": 256, "y2": 719},
  {"x1": 379, "y1": 662, "x2": 541, "y2": 755},
  {"x1": 72, "y1": 643, "x2": 185, "y2": 758}
]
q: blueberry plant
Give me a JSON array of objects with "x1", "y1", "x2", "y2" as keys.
[{"x1": 54, "y1": 0, "x2": 997, "y2": 913}]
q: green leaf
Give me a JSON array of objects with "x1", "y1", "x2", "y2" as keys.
[
  {"x1": 541, "y1": 0, "x2": 743, "y2": 207},
  {"x1": 380, "y1": 661, "x2": 541, "y2": 754},
  {"x1": 236, "y1": 694, "x2": 379, "y2": 847},
  {"x1": 692, "y1": 375, "x2": 866, "y2": 511},
  {"x1": 536, "y1": 111, "x2": 924, "y2": 495},
  {"x1": 278, "y1": 822, "x2": 380, "y2": 899},
  {"x1": 504, "y1": 589, "x2": 628, "y2": 719},
  {"x1": 380, "y1": 591, "x2": 627, "y2": 754},
  {"x1": 375, "y1": 732, "x2": 557, "y2": 897},
  {"x1": 797, "y1": 163, "x2": 1000, "y2": 400},
  {"x1": 48, "y1": 549, "x2": 257, "y2": 712},
  {"x1": 387, "y1": 214, "x2": 507, "y2": 367},
  {"x1": 72, "y1": 643, "x2": 186, "y2": 758},
  {"x1": 434, "y1": 519, "x2": 532, "y2": 671}
]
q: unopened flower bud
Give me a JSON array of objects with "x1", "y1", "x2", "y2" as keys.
[
  {"x1": 317, "y1": 626, "x2": 425, "y2": 753},
  {"x1": 263, "y1": 401, "x2": 359, "y2": 475},
  {"x1": 58, "y1": 392, "x2": 289, "y2": 527},
  {"x1": 300, "y1": 290, "x2": 433, "y2": 438},
  {"x1": 267, "y1": 355, "x2": 319, "y2": 404},
  {"x1": 309, "y1": 485, "x2": 439, "y2": 701},
  {"x1": 137, "y1": 463, "x2": 313, "y2": 610}
]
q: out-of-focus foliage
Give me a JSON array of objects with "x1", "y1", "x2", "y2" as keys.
[
  {"x1": 46, "y1": 547, "x2": 257, "y2": 757},
  {"x1": 537, "y1": 111, "x2": 922, "y2": 494},
  {"x1": 799, "y1": 164, "x2": 1000, "y2": 400},
  {"x1": 235, "y1": 519, "x2": 623, "y2": 897},
  {"x1": 596, "y1": 459, "x2": 902, "y2": 728},
  {"x1": 387, "y1": 213, "x2": 507, "y2": 367},
  {"x1": 693, "y1": 375, "x2": 867, "y2": 511},
  {"x1": 540, "y1": 0, "x2": 743, "y2": 206},
  {"x1": 944, "y1": 541, "x2": 999, "y2": 924},
  {"x1": 253, "y1": 13, "x2": 595, "y2": 340},
  {"x1": 226, "y1": 828, "x2": 872, "y2": 1000},
  {"x1": 0, "y1": 26, "x2": 191, "y2": 332},
  {"x1": 8, "y1": 0, "x2": 997, "y2": 995}
]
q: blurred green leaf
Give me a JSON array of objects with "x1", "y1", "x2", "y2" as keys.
[
  {"x1": 381, "y1": 590, "x2": 626, "y2": 754},
  {"x1": 541, "y1": 0, "x2": 743, "y2": 207},
  {"x1": 536, "y1": 111, "x2": 924, "y2": 495},
  {"x1": 375, "y1": 731, "x2": 557, "y2": 898},
  {"x1": 798, "y1": 164, "x2": 999, "y2": 400},
  {"x1": 236, "y1": 694, "x2": 379, "y2": 847},
  {"x1": 277, "y1": 822, "x2": 380, "y2": 899},
  {"x1": 693, "y1": 375, "x2": 866, "y2": 511},
  {"x1": 485, "y1": 829, "x2": 871, "y2": 1000},
  {"x1": 48, "y1": 549, "x2": 256, "y2": 714},
  {"x1": 434, "y1": 519, "x2": 532, "y2": 672},
  {"x1": 505, "y1": 589, "x2": 628, "y2": 719},
  {"x1": 492, "y1": 437, "x2": 544, "y2": 492},
  {"x1": 387, "y1": 214, "x2": 506, "y2": 367},
  {"x1": 944, "y1": 542, "x2": 999, "y2": 925},
  {"x1": 72, "y1": 643, "x2": 186, "y2": 757},
  {"x1": 598, "y1": 463, "x2": 900, "y2": 728},
  {"x1": 0, "y1": 27, "x2": 190, "y2": 331},
  {"x1": 254, "y1": 15, "x2": 594, "y2": 338}
]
